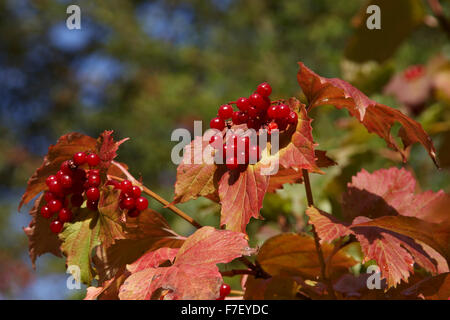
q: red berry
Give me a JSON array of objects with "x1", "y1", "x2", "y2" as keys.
[
  {"x1": 278, "y1": 104, "x2": 290, "y2": 118},
  {"x1": 218, "y1": 104, "x2": 234, "y2": 119},
  {"x1": 231, "y1": 111, "x2": 241, "y2": 124},
  {"x1": 131, "y1": 186, "x2": 142, "y2": 198},
  {"x1": 40, "y1": 205, "x2": 52, "y2": 218},
  {"x1": 247, "y1": 118, "x2": 260, "y2": 130},
  {"x1": 87, "y1": 200, "x2": 98, "y2": 211},
  {"x1": 50, "y1": 220, "x2": 63, "y2": 234},
  {"x1": 48, "y1": 180, "x2": 63, "y2": 194},
  {"x1": 288, "y1": 111, "x2": 298, "y2": 125},
  {"x1": 210, "y1": 117, "x2": 225, "y2": 131},
  {"x1": 73, "y1": 168, "x2": 86, "y2": 182},
  {"x1": 237, "y1": 111, "x2": 249, "y2": 124},
  {"x1": 60, "y1": 161, "x2": 73, "y2": 175},
  {"x1": 404, "y1": 65, "x2": 424, "y2": 81},
  {"x1": 276, "y1": 118, "x2": 288, "y2": 131},
  {"x1": 121, "y1": 197, "x2": 135, "y2": 210},
  {"x1": 89, "y1": 169, "x2": 100, "y2": 176},
  {"x1": 58, "y1": 208, "x2": 73, "y2": 223},
  {"x1": 209, "y1": 134, "x2": 222, "y2": 149},
  {"x1": 128, "y1": 209, "x2": 141, "y2": 218},
  {"x1": 135, "y1": 197, "x2": 149, "y2": 211},
  {"x1": 46, "y1": 175, "x2": 58, "y2": 187},
  {"x1": 268, "y1": 122, "x2": 278, "y2": 134},
  {"x1": 44, "y1": 192, "x2": 56, "y2": 203},
  {"x1": 86, "y1": 187, "x2": 100, "y2": 201},
  {"x1": 220, "y1": 283, "x2": 231, "y2": 297},
  {"x1": 226, "y1": 156, "x2": 239, "y2": 170},
  {"x1": 236, "y1": 97, "x2": 250, "y2": 111},
  {"x1": 267, "y1": 105, "x2": 279, "y2": 119},
  {"x1": 87, "y1": 153, "x2": 101, "y2": 167},
  {"x1": 256, "y1": 82, "x2": 272, "y2": 97},
  {"x1": 248, "y1": 106, "x2": 259, "y2": 118},
  {"x1": 73, "y1": 152, "x2": 87, "y2": 166},
  {"x1": 87, "y1": 174, "x2": 101, "y2": 188},
  {"x1": 119, "y1": 180, "x2": 133, "y2": 194},
  {"x1": 71, "y1": 193, "x2": 84, "y2": 207},
  {"x1": 48, "y1": 199, "x2": 63, "y2": 213},
  {"x1": 60, "y1": 175, "x2": 73, "y2": 189},
  {"x1": 249, "y1": 93, "x2": 266, "y2": 110},
  {"x1": 106, "y1": 180, "x2": 120, "y2": 189}
]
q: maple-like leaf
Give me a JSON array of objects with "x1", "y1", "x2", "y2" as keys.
[
  {"x1": 59, "y1": 187, "x2": 125, "y2": 284},
  {"x1": 401, "y1": 272, "x2": 450, "y2": 300},
  {"x1": 19, "y1": 132, "x2": 97, "y2": 210},
  {"x1": 297, "y1": 62, "x2": 437, "y2": 166},
  {"x1": 96, "y1": 130, "x2": 129, "y2": 171},
  {"x1": 119, "y1": 226, "x2": 254, "y2": 300},
  {"x1": 306, "y1": 207, "x2": 449, "y2": 288},
  {"x1": 23, "y1": 194, "x2": 62, "y2": 268},
  {"x1": 96, "y1": 209, "x2": 184, "y2": 282},
  {"x1": 244, "y1": 275, "x2": 301, "y2": 300},
  {"x1": 256, "y1": 233, "x2": 357, "y2": 281},
  {"x1": 342, "y1": 167, "x2": 448, "y2": 223}
]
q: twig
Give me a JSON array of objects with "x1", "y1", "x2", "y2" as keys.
[
  {"x1": 221, "y1": 269, "x2": 255, "y2": 277},
  {"x1": 427, "y1": 0, "x2": 450, "y2": 39},
  {"x1": 302, "y1": 169, "x2": 337, "y2": 299}
]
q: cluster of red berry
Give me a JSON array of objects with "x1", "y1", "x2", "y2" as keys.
[
  {"x1": 403, "y1": 65, "x2": 425, "y2": 81},
  {"x1": 41, "y1": 152, "x2": 101, "y2": 233},
  {"x1": 40, "y1": 151, "x2": 149, "y2": 234},
  {"x1": 209, "y1": 82, "x2": 298, "y2": 170},
  {"x1": 106, "y1": 179, "x2": 148, "y2": 218},
  {"x1": 216, "y1": 283, "x2": 231, "y2": 300}
]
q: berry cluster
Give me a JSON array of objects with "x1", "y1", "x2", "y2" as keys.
[
  {"x1": 40, "y1": 151, "x2": 148, "y2": 234},
  {"x1": 106, "y1": 179, "x2": 148, "y2": 218},
  {"x1": 209, "y1": 82, "x2": 298, "y2": 171},
  {"x1": 216, "y1": 283, "x2": 231, "y2": 300},
  {"x1": 404, "y1": 65, "x2": 424, "y2": 81}
]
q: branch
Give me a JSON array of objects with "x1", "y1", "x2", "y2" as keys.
[
  {"x1": 427, "y1": 0, "x2": 450, "y2": 39},
  {"x1": 302, "y1": 169, "x2": 337, "y2": 299},
  {"x1": 221, "y1": 269, "x2": 256, "y2": 277}
]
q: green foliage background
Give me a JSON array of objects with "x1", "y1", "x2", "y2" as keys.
[{"x1": 0, "y1": 0, "x2": 448, "y2": 299}]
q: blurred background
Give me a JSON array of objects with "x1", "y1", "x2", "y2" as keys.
[{"x1": 0, "y1": 0, "x2": 449, "y2": 299}]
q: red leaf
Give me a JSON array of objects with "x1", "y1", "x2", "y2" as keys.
[
  {"x1": 96, "y1": 130, "x2": 129, "y2": 170},
  {"x1": 218, "y1": 164, "x2": 270, "y2": 233},
  {"x1": 23, "y1": 195, "x2": 62, "y2": 268},
  {"x1": 401, "y1": 272, "x2": 450, "y2": 300},
  {"x1": 119, "y1": 226, "x2": 254, "y2": 300},
  {"x1": 19, "y1": 132, "x2": 97, "y2": 210},
  {"x1": 297, "y1": 62, "x2": 437, "y2": 166}
]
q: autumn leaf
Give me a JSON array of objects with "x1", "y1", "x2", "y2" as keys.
[
  {"x1": 119, "y1": 226, "x2": 255, "y2": 300},
  {"x1": 297, "y1": 62, "x2": 437, "y2": 166},
  {"x1": 96, "y1": 130, "x2": 129, "y2": 171},
  {"x1": 23, "y1": 194, "x2": 62, "y2": 268},
  {"x1": 19, "y1": 132, "x2": 97, "y2": 210},
  {"x1": 306, "y1": 207, "x2": 449, "y2": 288},
  {"x1": 84, "y1": 268, "x2": 129, "y2": 300},
  {"x1": 244, "y1": 276, "x2": 301, "y2": 300},
  {"x1": 256, "y1": 233, "x2": 357, "y2": 281},
  {"x1": 401, "y1": 272, "x2": 450, "y2": 300},
  {"x1": 59, "y1": 186, "x2": 125, "y2": 284}
]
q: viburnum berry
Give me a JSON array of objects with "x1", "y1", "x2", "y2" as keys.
[
  {"x1": 210, "y1": 117, "x2": 225, "y2": 131},
  {"x1": 46, "y1": 175, "x2": 58, "y2": 187},
  {"x1": 87, "y1": 200, "x2": 98, "y2": 211},
  {"x1": 44, "y1": 192, "x2": 56, "y2": 203},
  {"x1": 86, "y1": 187, "x2": 100, "y2": 201},
  {"x1": 73, "y1": 152, "x2": 87, "y2": 166},
  {"x1": 59, "y1": 174, "x2": 73, "y2": 189},
  {"x1": 267, "y1": 105, "x2": 279, "y2": 119},
  {"x1": 278, "y1": 104, "x2": 290, "y2": 118},
  {"x1": 256, "y1": 82, "x2": 272, "y2": 97},
  {"x1": 86, "y1": 153, "x2": 101, "y2": 167},
  {"x1": 219, "y1": 283, "x2": 231, "y2": 298},
  {"x1": 276, "y1": 118, "x2": 288, "y2": 131},
  {"x1": 50, "y1": 220, "x2": 63, "y2": 234},
  {"x1": 48, "y1": 180, "x2": 63, "y2": 195},
  {"x1": 119, "y1": 180, "x2": 133, "y2": 194},
  {"x1": 247, "y1": 118, "x2": 260, "y2": 130},
  {"x1": 87, "y1": 174, "x2": 101, "y2": 187},
  {"x1": 73, "y1": 168, "x2": 86, "y2": 182},
  {"x1": 237, "y1": 111, "x2": 249, "y2": 124},
  {"x1": 247, "y1": 106, "x2": 259, "y2": 118},
  {"x1": 231, "y1": 111, "x2": 242, "y2": 124},
  {"x1": 268, "y1": 122, "x2": 278, "y2": 134},
  {"x1": 130, "y1": 186, "x2": 142, "y2": 198},
  {"x1": 287, "y1": 111, "x2": 298, "y2": 125},
  {"x1": 209, "y1": 134, "x2": 222, "y2": 149},
  {"x1": 121, "y1": 197, "x2": 135, "y2": 210},
  {"x1": 40, "y1": 205, "x2": 52, "y2": 219},
  {"x1": 236, "y1": 97, "x2": 250, "y2": 111},
  {"x1": 71, "y1": 193, "x2": 84, "y2": 207},
  {"x1": 226, "y1": 156, "x2": 239, "y2": 171},
  {"x1": 249, "y1": 93, "x2": 266, "y2": 110},
  {"x1": 48, "y1": 199, "x2": 63, "y2": 214},
  {"x1": 58, "y1": 208, "x2": 73, "y2": 223},
  {"x1": 135, "y1": 197, "x2": 148, "y2": 211},
  {"x1": 218, "y1": 104, "x2": 234, "y2": 119},
  {"x1": 106, "y1": 179, "x2": 120, "y2": 189},
  {"x1": 404, "y1": 65, "x2": 424, "y2": 81},
  {"x1": 60, "y1": 160, "x2": 73, "y2": 175},
  {"x1": 127, "y1": 209, "x2": 141, "y2": 218}
]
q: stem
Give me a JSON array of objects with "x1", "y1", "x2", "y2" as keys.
[
  {"x1": 302, "y1": 169, "x2": 337, "y2": 299},
  {"x1": 230, "y1": 290, "x2": 244, "y2": 296},
  {"x1": 427, "y1": 0, "x2": 450, "y2": 39}
]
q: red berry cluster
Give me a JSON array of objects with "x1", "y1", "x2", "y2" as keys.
[
  {"x1": 41, "y1": 151, "x2": 101, "y2": 234},
  {"x1": 404, "y1": 65, "x2": 425, "y2": 81},
  {"x1": 209, "y1": 82, "x2": 298, "y2": 171},
  {"x1": 106, "y1": 179, "x2": 149, "y2": 218},
  {"x1": 216, "y1": 283, "x2": 231, "y2": 300}
]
